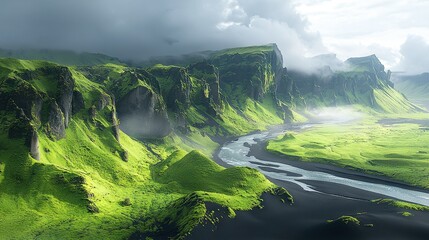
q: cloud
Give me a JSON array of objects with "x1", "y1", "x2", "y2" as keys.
[
  {"x1": 0, "y1": 0, "x2": 325, "y2": 69},
  {"x1": 397, "y1": 35, "x2": 429, "y2": 74},
  {"x1": 293, "y1": 0, "x2": 429, "y2": 70}
]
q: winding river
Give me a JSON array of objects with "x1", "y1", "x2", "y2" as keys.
[{"x1": 218, "y1": 123, "x2": 429, "y2": 207}]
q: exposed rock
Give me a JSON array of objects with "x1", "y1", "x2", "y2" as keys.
[
  {"x1": 29, "y1": 130, "x2": 40, "y2": 160},
  {"x1": 72, "y1": 90, "x2": 85, "y2": 114},
  {"x1": 7, "y1": 102, "x2": 40, "y2": 160},
  {"x1": 111, "y1": 104, "x2": 120, "y2": 142},
  {"x1": 116, "y1": 86, "x2": 171, "y2": 138},
  {"x1": 0, "y1": 79, "x2": 44, "y2": 123},
  {"x1": 97, "y1": 93, "x2": 111, "y2": 111},
  {"x1": 88, "y1": 105, "x2": 97, "y2": 122},
  {"x1": 47, "y1": 101, "x2": 66, "y2": 140},
  {"x1": 188, "y1": 61, "x2": 222, "y2": 115},
  {"x1": 210, "y1": 43, "x2": 283, "y2": 101},
  {"x1": 148, "y1": 66, "x2": 191, "y2": 112},
  {"x1": 120, "y1": 150, "x2": 128, "y2": 162},
  {"x1": 40, "y1": 66, "x2": 75, "y2": 127}
]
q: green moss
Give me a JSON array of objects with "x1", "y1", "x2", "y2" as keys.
[
  {"x1": 327, "y1": 216, "x2": 360, "y2": 225},
  {"x1": 372, "y1": 199, "x2": 429, "y2": 211},
  {"x1": 400, "y1": 211, "x2": 413, "y2": 217}
]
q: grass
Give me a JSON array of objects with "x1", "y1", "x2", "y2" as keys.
[
  {"x1": 0, "y1": 57, "x2": 284, "y2": 239},
  {"x1": 267, "y1": 112, "x2": 429, "y2": 188},
  {"x1": 211, "y1": 44, "x2": 277, "y2": 57},
  {"x1": 327, "y1": 216, "x2": 360, "y2": 225},
  {"x1": 372, "y1": 199, "x2": 429, "y2": 211}
]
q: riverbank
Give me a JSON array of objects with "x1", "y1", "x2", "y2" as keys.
[{"x1": 196, "y1": 123, "x2": 429, "y2": 240}]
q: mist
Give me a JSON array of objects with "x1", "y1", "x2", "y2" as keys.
[{"x1": 306, "y1": 107, "x2": 363, "y2": 124}]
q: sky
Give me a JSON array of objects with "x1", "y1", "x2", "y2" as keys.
[{"x1": 0, "y1": 0, "x2": 427, "y2": 73}]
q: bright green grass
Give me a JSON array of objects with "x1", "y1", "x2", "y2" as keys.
[
  {"x1": 0, "y1": 57, "x2": 287, "y2": 239},
  {"x1": 327, "y1": 215, "x2": 360, "y2": 225},
  {"x1": 372, "y1": 199, "x2": 429, "y2": 211},
  {"x1": 267, "y1": 114, "x2": 429, "y2": 188},
  {"x1": 212, "y1": 44, "x2": 276, "y2": 57}
]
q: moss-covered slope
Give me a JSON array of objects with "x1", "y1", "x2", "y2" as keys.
[{"x1": 0, "y1": 56, "x2": 287, "y2": 239}]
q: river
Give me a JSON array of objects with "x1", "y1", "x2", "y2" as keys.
[{"x1": 218, "y1": 122, "x2": 429, "y2": 207}]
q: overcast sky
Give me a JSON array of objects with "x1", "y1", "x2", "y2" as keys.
[{"x1": 0, "y1": 0, "x2": 427, "y2": 72}]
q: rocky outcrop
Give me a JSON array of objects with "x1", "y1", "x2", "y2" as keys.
[
  {"x1": 188, "y1": 61, "x2": 222, "y2": 115},
  {"x1": 275, "y1": 68, "x2": 301, "y2": 104},
  {"x1": 29, "y1": 130, "x2": 40, "y2": 160},
  {"x1": 53, "y1": 67, "x2": 74, "y2": 127},
  {"x1": 0, "y1": 79, "x2": 44, "y2": 124},
  {"x1": 148, "y1": 66, "x2": 191, "y2": 112},
  {"x1": 7, "y1": 101, "x2": 40, "y2": 160},
  {"x1": 345, "y1": 55, "x2": 393, "y2": 85},
  {"x1": 47, "y1": 101, "x2": 66, "y2": 140},
  {"x1": 210, "y1": 43, "x2": 283, "y2": 101},
  {"x1": 72, "y1": 90, "x2": 85, "y2": 115},
  {"x1": 97, "y1": 93, "x2": 111, "y2": 111},
  {"x1": 110, "y1": 98, "x2": 120, "y2": 142},
  {"x1": 116, "y1": 86, "x2": 171, "y2": 138}
]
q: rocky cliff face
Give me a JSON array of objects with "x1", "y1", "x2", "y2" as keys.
[
  {"x1": 286, "y1": 55, "x2": 420, "y2": 112},
  {"x1": 187, "y1": 61, "x2": 222, "y2": 115},
  {"x1": 116, "y1": 86, "x2": 171, "y2": 138},
  {"x1": 210, "y1": 44, "x2": 283, "y2": 101},
  {"x1": 47, "y1": 101, "x2": 66, "y2": 140},
  {"x1": 6, "y1": 100, "x2": 40, "y2": 160},
  {"x1": 147, "y1": 66, "x2": 191, "y2": 112}
]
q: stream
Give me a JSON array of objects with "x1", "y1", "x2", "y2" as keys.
[{"x1": 218, "y1": 123, "x2": 429, "y2": 207}]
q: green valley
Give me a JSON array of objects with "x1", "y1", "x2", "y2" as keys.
[{"x1": 1, "y1": 43, "x2": 428, "y2": 240}]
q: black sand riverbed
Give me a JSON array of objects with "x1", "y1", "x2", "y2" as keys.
[{"x1": 189, "y1": 129, "x2": 429, "y2": 240}]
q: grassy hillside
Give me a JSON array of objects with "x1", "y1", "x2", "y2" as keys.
[
  {"x1": 392, "y1": 73, "x2": 429, "y2": 100},
  {"x1": 0, "y1": 57, "x2": 286, "y2": 239},
  {"x1": 0, "y1": 45, "x2": 425, "y2": 239}
]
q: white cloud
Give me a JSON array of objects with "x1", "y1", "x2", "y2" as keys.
[
  {"x1": 397, "y1": 35, "x2": 429, "y2": 74},
  {"x1": 293, "y1": 0, "x2": 429, "y2": 70}
]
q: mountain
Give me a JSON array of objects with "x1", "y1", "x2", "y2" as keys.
[
  {"x1": 0, "y1": 44, "x2": 420, "y2": 239},
  {"x1": 0, "y1": 48, "x2": 123, "y2": 66},
  {"x1": 282, "y1": 54, "x2": 422, "y2": 113},
  {"x1": 390, "y1": 72, "x2": 429, "y2": 110}
]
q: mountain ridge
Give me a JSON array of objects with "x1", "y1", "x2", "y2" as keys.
[{"x1": 0, "y1": 43, "x2": 422, "y2": 239}]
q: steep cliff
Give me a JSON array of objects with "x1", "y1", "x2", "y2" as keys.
[
  {"x1": 209, "y1": 43, "x2": 283, "y2": 101},
  {"x1": 286, "y1": 55, "x2": 421, "y2": 113}
]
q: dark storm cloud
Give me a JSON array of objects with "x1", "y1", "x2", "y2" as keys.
[{"x1": 0, "y1": 0, "x2": 325, "y2": 68}]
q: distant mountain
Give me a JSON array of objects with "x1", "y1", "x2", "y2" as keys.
[
  {"x1": 391, "y1": 72, "x2": 429, "y2": 110},
  {"x1": 281, "y1": 54, "x2": 420, "y2": 113},
  {"x1": 391, "y1": 72, "x2": 429, "y2": 99},
  {"x1": 0, "y1": 48, "x2": 122, "y2": 66}
]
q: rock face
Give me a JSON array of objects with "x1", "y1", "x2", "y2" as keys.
[
  {"x1": 148, "y1": 66, "x2": 191, "y2": 112},
  {"x1": 210, "y1": 43, "x2": 283, "y2": 101},
  {"x1": 7, "y1": 101, "x2": 40, "y2": 160},
  {"x1": 51, "y1": 67, "x2": 74, "y2": 127},
  {"x1": 346, "y1": 55, "x2": 391, "y2": 83},
  {"x1": 47, "y1": 101, "x2": 66, "y2": 140},
  {"x1": 275, "y1": 68, "x2": 301, "y2": 105},
  {"x1": 117, "y1": 86, "x2": 171, "y2": 138},
  {"x1": 284, "y1": 54, "x2": 418, "y2": 112},
  {"x1": 29, "y1": 130, "x2": 40, "y2": 160},
  {"x1": 188, "y1": 61, "x2": 222, "y2": 115},
  {"x1": 72, "y1": 90, "x2": 85, "y2": 114}
]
